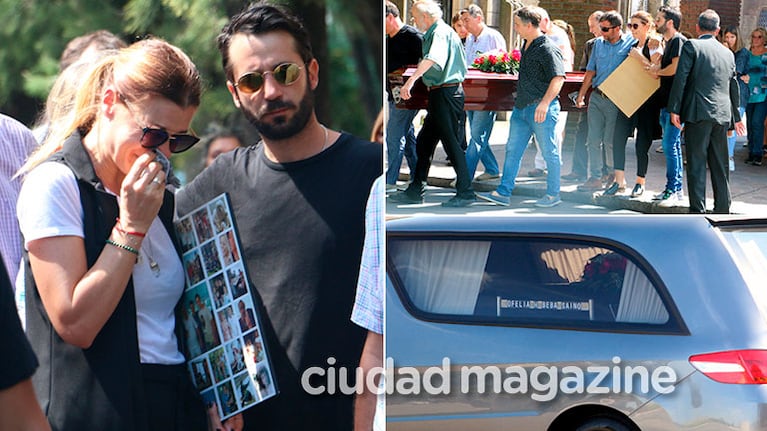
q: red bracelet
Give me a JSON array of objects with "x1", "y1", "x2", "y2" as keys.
[{"x1": 115, "y1": 218, "x2": 146, "y2": 238}]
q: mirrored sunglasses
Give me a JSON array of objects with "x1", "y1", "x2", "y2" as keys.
[
  {"x1": 235, "y1": 63, "x2": 303, "y2": 94},
  {"x1": 140, "y1": 127, "x2": 200, "y2": 154}
]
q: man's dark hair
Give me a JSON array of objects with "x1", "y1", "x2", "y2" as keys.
[
  {"x1": 659, "y1": 6, "x2": 682, "y2": 31},
  {"x1": 698, "y1": 9, "x2": 720, "y2": 32},
  {"x1": 452, "y1": 10, "x2": 467, "y2": 25},
  {"x1": 600, "y1": 10, "x2": 623, "y2": 28},
  {"x1": 515, "y1": 5, "x2": 543, "y2": 28},
  {"x1": 217, "y1": 1, "x2": 313, "y2": 82},
  {"x1": 386, "y1": 1, "x2": 399, "y2": 18},
  {"x1": 204, "y1": 128, "x2": 244, "y2": 154},
  {"x1": 59, "y1": 30, "x2": 126, "y2": 71}
]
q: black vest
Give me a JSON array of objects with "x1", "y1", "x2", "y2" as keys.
[{"x1": 23, "y1": 133, "x2": 201, "y2": 430}]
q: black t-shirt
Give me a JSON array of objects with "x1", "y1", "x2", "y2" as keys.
[
  {"x1": 387, "y1": 25, "x2": 423, "y2": 97},
  {"x1": 0, "y1": 257, "x2": 38, "y2": 390},
  {"x1": 658, "y1": 33, "x2": 687, "y2": 103},
  {"x1": 176, "y1": 133, "x2": 382, "y2": 431},
  {"x1": 516, "y1": 35, "x2": 566, "y2": 109}
]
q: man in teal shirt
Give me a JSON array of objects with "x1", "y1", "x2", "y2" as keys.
[{"x1": 390, "y1": 0, "x2": 476, "y2": 207}]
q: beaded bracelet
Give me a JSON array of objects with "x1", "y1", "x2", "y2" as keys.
[
  {"x1": 106, "y1": 238, "x2": 140, "y2": 256},
  {"x1": 114, "y1": 218, "x2": 146, "y2": 238}
]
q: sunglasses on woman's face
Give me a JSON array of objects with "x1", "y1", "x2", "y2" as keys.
[
  {"x1": 234, "y1": 63, "x2": 303, "y2": 94},
  {"x1": 139, "y1": 127, "x2": 200, "y2": 154},
  {"x1": 628, "y1": 23, "x2": 643, "y2": 30},
  {"x1": 121, "y1": 95, "x2": 200, "y2": 153}
]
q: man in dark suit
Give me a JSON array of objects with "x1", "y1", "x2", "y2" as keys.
[{"x1": 667, "y1": 9, "x2": 745, "y2": 214}]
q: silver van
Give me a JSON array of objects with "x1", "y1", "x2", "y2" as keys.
[{"x1": 386, "y1": 215, "x2": 767, "y2": 430}]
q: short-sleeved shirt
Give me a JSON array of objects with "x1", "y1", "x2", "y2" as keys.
[
  {"x1": 421, "y1": 19, "x2": 467, "y2": 87},
  {"x1": 465, "y1": 25, "x2": 507, "y2": 65},
  {"x1": 515, "y1": 35, "x2": 566, "y2": 109},
  {"x1": 387, "y1": 25, "x2": 423, "y2": 97},
  {"x1": 658, "y1": 32, "x2": 687, "y2": 103},
  {"x1": 747, "y1": 52, "x2": 767, "y2": 104},
  {"x1": 351, "y1": 176, "x2": 383, "y2": 335},
  {"x1": 587, "y1": 32, "x2": 636, "y2": 87},
  {"x1": 17, "y1": 162, "x2": 184, "y2": 365},
  {"x1": 546, "y1": 26, "x2": 574, "y2": 72},
  {"x1": 0, "y1": 114, "x2": 37, "y2": 286}
]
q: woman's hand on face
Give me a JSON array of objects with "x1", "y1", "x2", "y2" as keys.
[{"x1": 118, "y1": 152, "x2": 167, "y2": 233}]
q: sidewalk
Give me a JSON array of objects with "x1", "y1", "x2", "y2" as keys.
[{"x1": 393, "y1": 114, "x2": 767, "y2": 215}]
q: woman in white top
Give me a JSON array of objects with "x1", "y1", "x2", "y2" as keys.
[{"x1": 17, "y1": 38, "x2": 242, "y2": 431}]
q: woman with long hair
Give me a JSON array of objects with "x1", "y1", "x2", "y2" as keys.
[
  {"x1": 743, "y1": 27, "x2": 767, "y2": 166},
  {"x1": 605, "y1": 10, "x2": 662, "y2": 196},
  {"x1": 722, "y1": 25, "x2": 749, "y2": 170},
  {"x1": 17, "y1": 38, "x2": 242, "y2": 431}
]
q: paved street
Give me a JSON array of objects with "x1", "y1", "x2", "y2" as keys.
[
  {"x1": 387, "y1": 113, "x2": 767, "y2": 216},
  {"x1": 386, "y1": 185, "x2": 637, "y2": 217}
]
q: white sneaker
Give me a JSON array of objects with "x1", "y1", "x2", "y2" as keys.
[
  {"x1": 657, "y1": 190, "x2": 684, "y2": 207},
  {"x1": 729, "y1": 157, "x2": 735, "y2": 172},
  {"x1": 386, "y1": 183, "x2": 397, "y2": 193}
]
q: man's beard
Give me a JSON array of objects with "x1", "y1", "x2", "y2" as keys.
[
  {"x1": 240, "y1": 84, "x2": 314, "y2": 141},
  {"x1": 658, "y1": 20, "x2": 669, "y2": 36}
]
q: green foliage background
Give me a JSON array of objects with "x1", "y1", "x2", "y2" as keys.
[{"x1": 0, "y1": 0, "x2": 382, "y2": 182}]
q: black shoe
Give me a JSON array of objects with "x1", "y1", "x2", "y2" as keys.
[
  {"x1": 753, "y1": 159, "x2": 763, "y2": 166},
  {"x1": 441, "y1": 194, "x2": 477, "y2": 207},
  {"x1": 630, "y1": 183, "x2": 644, "y2": 197},
  {"x1": 388, "y1": 189, "x2": 424, "y2": 204},
  {"x1": 603, "y1": 182, "x2": 626, "y2": 196},
  {"x1": 562, "y1": 172, "x2": 586, "y2": 181}
]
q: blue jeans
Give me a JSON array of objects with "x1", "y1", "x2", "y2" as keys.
[
  {"x1": 385, "y1": 100, "x2": 418, "y2": 185},
  {"x1": 465, "y1": 110, "x2": 499, "y2": 178},
  {"x1": 727, "y1": 107, "x2": 745, "y2": 158},
  {"x1": 659, "y1": 108, "x2": 683, "y2": 193},
  {"x1": 497, "y1": 101, "x2": 561, "y2": 197}
]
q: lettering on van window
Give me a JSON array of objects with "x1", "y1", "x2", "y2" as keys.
[{"x1": 499, "y1": 298, "x2": 592, "y2": 312}]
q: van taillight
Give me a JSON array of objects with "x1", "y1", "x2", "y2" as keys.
[{"x1": 689, "y1": 350, "x2": 767, "y2": 384}]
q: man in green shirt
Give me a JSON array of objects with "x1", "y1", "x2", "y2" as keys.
[{"x1": 389, "y1": 0, "x2": 476, "y2": 207}]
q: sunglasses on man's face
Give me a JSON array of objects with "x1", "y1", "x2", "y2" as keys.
[
  {"x1": 601, "y1": 25, "x2": 619, "y2": 32},
  {"x1": 234, "y1": 63, "x2": 303, "y2": 94}
]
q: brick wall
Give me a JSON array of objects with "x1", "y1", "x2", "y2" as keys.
[
  {"x1": 678, "y1": 1, "x2": 708, "y2": 36},
  {"x1": 539, "y1": 0, "x2": 619, "y2": 69},
  {"x1": 711, "y1": 0, "x2": 743, "y2": 29}
]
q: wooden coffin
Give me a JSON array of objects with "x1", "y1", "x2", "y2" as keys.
[{"x1": 388, "y1": 67, "x2": 588, "y2": 112}]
